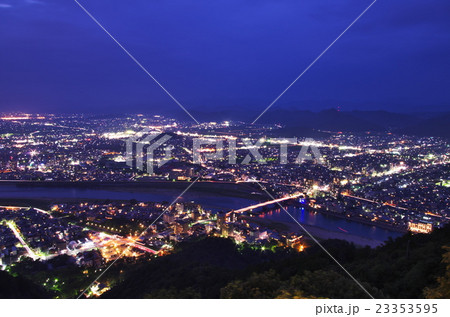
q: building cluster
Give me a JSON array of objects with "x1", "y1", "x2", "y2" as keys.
[
  {"x1": 0, "y1": 197, "x2": 305, "y2": 272},
  {"x1": 0, "y1": 112, "x2": 449, "y2": 267},
  {"x1": 0, "y1": 206, "x2": 95, "y2": 267},
  {"x1": 53, "y1": 200, "x2": 302, "y2": 258}
]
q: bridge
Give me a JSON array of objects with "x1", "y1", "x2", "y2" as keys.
[
  {"x1": 229, "y1": 193, "x2": 303, "y2": 215},
  {"x1": 341, "y1": 193, "x2": 409, "y2": 211}
]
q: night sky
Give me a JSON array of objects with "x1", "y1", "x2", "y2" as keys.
[{"x1": 1, "y1": 0, "x2": 449, "y2": 117}]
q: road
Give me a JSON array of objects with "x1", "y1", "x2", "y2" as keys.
[
  {"x1": 6, "y1": 221, "x2": 39, "y2": 260},
  {"x1": 0, "y1": 205, "x2": 52, "y2": 216},
  {"x1": 341, "y1": 193, "x2": 409, "y2": 211}
]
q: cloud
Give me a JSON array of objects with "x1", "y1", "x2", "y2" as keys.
[
  {"x1": 0, "y1": 0, "x2": 45, "y2": 9},
  {"x1": 25, "y1": 0, "x2": 45, "y2": 4}
]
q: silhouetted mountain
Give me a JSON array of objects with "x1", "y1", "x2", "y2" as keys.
[
  {"x1": 316, "y1": 109, "x2": 383, "y2": 131},
  {"x1": 102, "y1": 237, "x2": 291, "y2": 299},
  {"x1": 257, "y1": 108, "x2": 434, "y2": 132},
  {"x1": 257, "y1": 109, "x2": 382, "y2": 132},
  {"x1": 0, "y1": 270, "x2": 53, "y2": 298},
  {"x1": 102, "y1": 225, "x2": 450, "y2": 299},
  {"x1": 397, "y1": 113, "x2": 450, "y2": 138},
  {"x1": 349, "y1": 111, "x2": 421, "y2": 130},
  {"x1": 216, "y1": 108, "x2": 448, "y2": 137},
  {"x1": 167, "y1": 107, "x2": 448, "y2": 137},
  {"x1": 268, "y1": 126, "x2": 329, "y2": 139},
  {"x1": 189, "y1": 109, "x2": 252, "y2": 122}
]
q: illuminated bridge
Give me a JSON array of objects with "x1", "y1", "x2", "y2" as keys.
[{"x1": 229, "y1": 193, "x2": 303, "y2": 215}]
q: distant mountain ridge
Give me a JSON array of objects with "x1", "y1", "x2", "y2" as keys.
[
  {"x1": 74, "y1": 108, "x2": 449, "y2": 138},
  {"x1": 396, "y1": 112, "x2": 450, "y2": 138},
  {"x1": 185, "y1": 108, "x2": 449, "y2": 138}
]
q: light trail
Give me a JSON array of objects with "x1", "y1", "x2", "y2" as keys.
[{"x1": 425, "y1": 212, "x2": 450, "y2": 221}]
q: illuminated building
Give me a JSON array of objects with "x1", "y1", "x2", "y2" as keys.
[{"x1": 408, "y1": 221, "x2": 433, "y2": 234}]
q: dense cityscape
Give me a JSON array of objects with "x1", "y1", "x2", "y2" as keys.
[
  {"x1": 0, "y1": 113, "x2": 448, "y2": 298},
  {"x1": 2, "y1": 1, "x2": 450, "y2": 314}
]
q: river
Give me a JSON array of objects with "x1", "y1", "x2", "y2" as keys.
[
  {"x1": 259, "y1": 207, "x2": 403, "y2": 247},
  {"x1": 0, "y1": 183, "x2": 403, "y2": 246}
]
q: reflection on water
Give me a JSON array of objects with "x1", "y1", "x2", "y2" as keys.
[
  {"x1": 260, "y1": 206, "x2": 403, "y2": 242},
  {"x1": 0, "y1": 184, "x2": 255, "y2": 212},
  {"x1": 0, "y1": 184, "x2": 403, "y2": 242}
]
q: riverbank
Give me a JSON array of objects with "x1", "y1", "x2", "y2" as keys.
[
  {"x1": 0, "y1": 181, "x2": 260, "y2": 212},
  {"x1": 315, "y1": 208, "x2": 408, "y2": 233},
  {"x1": 0, "y1": 182, "x2": 405, "y2": 245}
]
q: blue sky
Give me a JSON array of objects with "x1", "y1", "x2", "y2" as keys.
[{"x1": 0, "y1": 0, "x2": 449, "y2": 117}]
